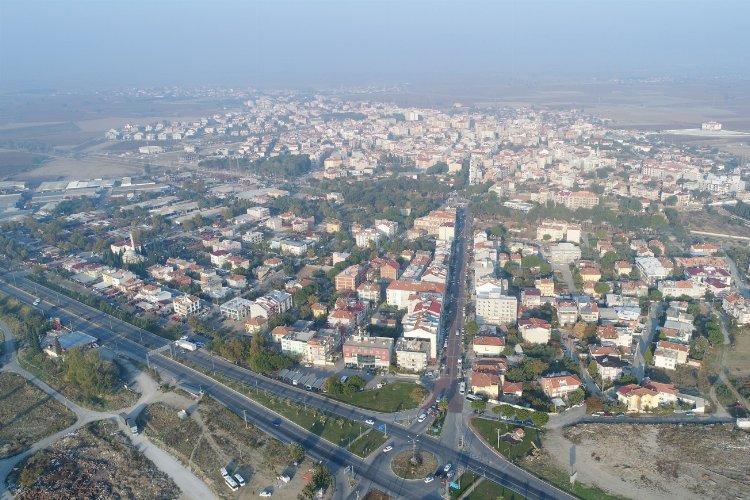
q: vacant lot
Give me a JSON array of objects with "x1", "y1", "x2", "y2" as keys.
[
  {"x1": 685, "y1": 210, "x2": 750, "y2": 240},
  {"x1": 8, "y1": 420, "x2": 179, "y2": 499},
  {"x1": 544, "y1": 423, "x2": 750, "y2": 500},
  {"x1": 0, "y1": 372, "x2": 76, "y2": 458},
  {"x1": 727, "y1": 333, "x2": 750, "y2": 376},
  {"x1": 328, "y1": 382, "x2": 428, "y2": 412},
  {"x1": 140, "y1": 397, "x2": 311, "y2": 499}
]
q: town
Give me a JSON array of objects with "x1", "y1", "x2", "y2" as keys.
[{"x1": 0, "y1": 87, "x2": 749, "y2": 500}]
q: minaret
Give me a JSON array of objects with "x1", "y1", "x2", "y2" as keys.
[{"x1": 130, "y1": 232, "x2": 136, "y2": 251}]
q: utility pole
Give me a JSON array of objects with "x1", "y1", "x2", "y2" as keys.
[
  {"x1": 497, "y1": 427, "x2": 501, "y2": 451},
  {"x1": 244, "y1": 409, "x2": 248, "y2": 429}
]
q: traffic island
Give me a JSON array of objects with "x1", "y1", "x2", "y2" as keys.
[{"x1": 390, "y1": 450, "x2": 438, "y2": 480}]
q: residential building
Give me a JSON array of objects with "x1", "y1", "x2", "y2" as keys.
[
  {"x1": 220, "y1": 297, "x2": 253, "y2": 320},
  {"x1": 472, "y1": 336, "x2": 505, "y2": 356},
  {"x1": 471, "y1": 371, "x2": 500, "y2": 399},
  {"x1": 540, "y1": 373, "x2": 582, "y2": 399},
  {"x1": 336, "y1": 264, "x2": 365, "y2": 291},
  {"x1": 173, "y1": 295, "x2": 201, "y2": 317},
  {"x1": 475, "y1": 280, "x2": 517, "y2": 325},
  {"x1": 654, "y1": 340, "x2": 690, "y2": 370},
  {"x1": 518, "y1": 318, "x2": 552, "y2": 344},
  {"x1": 395, "y1": 338, "x2": 430, "y2": 372},
  {"x1": 548, "y1": 243, "x2": 582, "y2": 264}
]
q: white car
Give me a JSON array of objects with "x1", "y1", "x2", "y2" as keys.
[
  {"x1": 234, "y1": 473, "x2": 246, "y2": 487},
  {"x1": 364, "y1": 418, "x2": 375, "y2": 426},
  {"x1": 417, "y1": 413, "x2": 427, "y2": 422},
  {"x1": 443, "y1": 463, "x2": 452, "y2": 473},
  {"x1": 424, "y1": 475, "x2": 435, "y2": 483},
  {"x1": 382, "y1": 445, "x2": 393, "y2": 453},
  {"x1": 259, "y1": 491, "x2": 272, "y2": 497},
  {"x1": 33, "y1": 299, "x2": 40, "y2": 306}
]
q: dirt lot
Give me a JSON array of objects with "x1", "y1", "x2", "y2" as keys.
[
  {"x1": 139, "y1": 397, "x2": 314, "y2": 499},
  {"x1": 8, "y1": 420, "x2": 179, "y2": 499},
  {"x1": 543, "y1": 423, "x2": 750, "y2": 500},
  {"x1": 0, "y1": 372, "x2": 76, "y2": 459}
]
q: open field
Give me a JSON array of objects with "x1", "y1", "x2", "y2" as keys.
[
  {"x1": 327, "y1": 382, "x2": 428, "y2": 412},
  {"x1": 0, "y1": 372, "x2": 76, "y2": 459},
  {"x1": 0, "y1": 150, "x2": 48, "y2": 179},
  {"x1": 464, "y1": 477, "x2": 526, "y2": 500},
  {"x1": 542, "y1": 423, "x2": 750, "y2": 500},
  {"x1": 140, "y1": 397, "x2": 312, "y2": 499},
  {"x1": 685, "y1": 209, "x2": 750, "y2": 240},
  {"x1": 14, "y1": 155, "x2": 146, "y2": 181},
  {"x1": 7, "y1": 420, "x2": 179, "y2": 498},
  {"x1": 727, "y1": 333, "x2": 750, "y2": 376}
]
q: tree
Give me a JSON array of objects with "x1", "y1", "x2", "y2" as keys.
[
  {"x1": 643, "y1": 345, "x2": 654, "y2": 365},
  {"x1": 289, "y1": 443, "x2": 305, "y2": 464},
  {"x1": 567, "y1": 388, "x2": 585, "y2": 407},
  {"x1": 438, "y1": 398, "x2": 449, "y2": 414},
  {"x1": 594, "y1": 282, "x2": 611, "y2": 295},
  {"x1": 588, "y1": 360, "x2": 599, "y2": 379},
  {"x1": 530, "y1": 411, "x2": 549, "y2": 427},
  {"x1": 464, "y1": 320, "x2": 479, "y2": 338},
  {"x1": 471, "y1": 399, "x2": 487, "y2": 412},
  {"x1": 649, "y1": 289, "x2": 663, "y2": 301}
]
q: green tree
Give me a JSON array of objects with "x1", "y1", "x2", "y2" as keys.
[
  {"x1": 594, "y1": 282, "x2": 611, "y2": 295},
  {"x1": 471, "y1": 399, "x2": 487, "y2": 412},
  {"x1": 464, "y1": 320, "x2": 479, "y2": 337},
  {"x1": 567, "y1": 388, "x2": 586, "y2": 406},
  {"x1": 289, "y1": 443, "x2": 305, "y2": 464}
]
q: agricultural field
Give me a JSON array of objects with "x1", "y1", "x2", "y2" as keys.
[
  {"x1": 0, "y1": 372, "x2": 76, "y2": 459},
  {"x1": 7, "y1": 420, "x2": 179, "y2": 499}
]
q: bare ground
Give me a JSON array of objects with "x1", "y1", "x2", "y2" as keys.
[
  {"x1": 544, "y1": 423, "x2": 750, "y2": 500},
  {"x1": 9, "y1": 419, "x2": 180, "y2": 499}
]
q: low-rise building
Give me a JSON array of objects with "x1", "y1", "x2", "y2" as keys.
[
  {"x1": 173, "y1": 294, "x2": 201, "y2": 317},
  {"x1": 540, "y1": 373, "x2": 582, "y2": 399},
  {"x1": 472, "y1": 336, "x2": 505, "y2": 356},
  {"x1": 518, "y1": 318, "x2": 552, "y2": 344},
  {"x1": 343, "y1": 335, "x2": 393, "y2": 369}
]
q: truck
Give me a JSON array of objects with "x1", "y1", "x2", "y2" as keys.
[
  {"x1": 125, "y1": 417, "x2": 138, "y2": 435},
  {"x1": 175, "y1": 339, "x2": 197, "y2": 351}
]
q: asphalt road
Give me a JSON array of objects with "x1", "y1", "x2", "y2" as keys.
[{"x1": 0, "y1": 271, "x2": 574, "y2": 499}]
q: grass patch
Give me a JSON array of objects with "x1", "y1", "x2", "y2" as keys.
[
  {"x1": 464, "y1": 478, "x2": 527, "y2": 500},
  {"x1": 16, "y1": 349, "x2": 135, "y2": 411},
  {"x1": 348, "y1": 429, "x2": 388, "y2": 458},
  {"x1": 449, "y1": 471, "x2": 481, "y2": 499},
  {"x1": 471, "y1": 418, "x2": 540, "y2": 461},
  {"x1": 327, "y1": 382, "x2": 428, "y2": 412},
  {"x1": 0, "y1": 372, "x2": 77, "y2": 458}
]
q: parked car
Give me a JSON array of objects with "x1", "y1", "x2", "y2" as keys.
[
  {"x1": 417, "y1": 413, "x2": 427, "y2": 422},
  {"x1": 259, "y1": 490, "x2": 272, "y2": 497},
  {"x1": 424, "y1": 475, "x2": 435, "y2": 484},
  {"x1": 382, "y1": 445, "x2": 393, "y2": 453},
  {"x1": 234, "y1": 473, "x2": 246, "y2": 487},
  {"x1": 364, "y1": 418, "x2": 375, "y2": 426},
  {"x1": 443, "y1": 463, "x2": 452, "y2": 473},
  {"x1": 446, "y1": 470, "x2": 455, "y2": 479}
]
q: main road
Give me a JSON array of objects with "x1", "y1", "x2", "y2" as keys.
[{"x1": 0, "y1": 266, "x2": 572, "y2": 499}]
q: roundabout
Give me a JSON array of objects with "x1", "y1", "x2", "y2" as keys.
[{"x1": 390, "y1": 449, "x2": 438, "y2": 480}]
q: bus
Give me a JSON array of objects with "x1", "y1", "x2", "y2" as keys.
[{"x1": 459, "y1": 381, "x2": 466, "y2": 394}]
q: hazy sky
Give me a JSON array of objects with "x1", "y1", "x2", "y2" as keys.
[{"x1": 1, "y1": 0, "x2": 748, "y2": 91}]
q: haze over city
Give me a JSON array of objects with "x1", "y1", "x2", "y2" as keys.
[
  {"x1": 1, "y1": 2, "x2": 750, "y2": 500},
  {"x1": 1, "y1": 0, "x2": 750, "y2": 90}
]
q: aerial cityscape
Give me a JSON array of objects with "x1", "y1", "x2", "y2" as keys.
[{"x1": 1, "y1": 1, "x2": 749, "y2": 500}]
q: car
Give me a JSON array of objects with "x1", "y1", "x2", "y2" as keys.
[
  {"x1": 382, "y1": 445, "x2": 393, "y2": 453},
  {"x1": 443, "y1": 463, "x2": 452, "y2": 473},
  {"x1": 603, "y1": 412, "x2": 614, "y2": 417},
  {"x1": 616, "y1": 412, "x2": 625, "y2": 417},
  {"x1": 446, "y1": 470, "x2": 455, "y2": 479},
  {"x1": 33, "y1": 299, "x2": 40, "y2": 306},
  {"x1": 234, "y1": 473, "x2": 246, "y2": 487},
  {"x1": 424, "y1": 475, "x2": 435, "y2": 484},
  {"x1": 364, "y1": 418, "x2": 375, "y2": 426},
  {"x1": 272, "y1": 419, "x2": 281, "y2": 427},
  {"x1": 417, "y1": 413, "x2": 427, "y2": 422},
  {"x1": 686, "y1": 411, "x2": 695, "y2": 416},
  {"x1": 259, "y1": 490, "x2": 272, "y2": 497}
]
